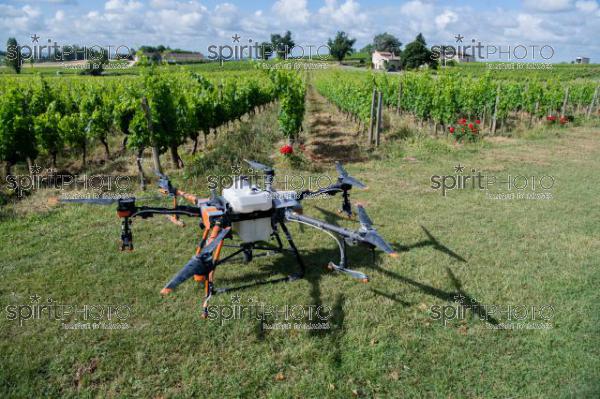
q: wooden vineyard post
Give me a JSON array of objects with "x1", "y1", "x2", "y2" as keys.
[
  {"x1": 530, "y1": 100, "x2": 539, "y2": 127},
  {"x1": 368, "y1": 88, "x2": 377, "y2": 145},
  {"x1": 136, "y1": 148, "x2": 147, "y2": 191},
  {"x1": 587, "y1": 86, "x2": 599, "y2": 119},
  {"x1": 481, "y1": 106, "x2": 486, "y2": 132},
  {"x1": 491, "y1": 87, "x2": 500, "y2": 135},
  {"x1": 375, "y1": 91, "x2": 383, "y2": 146},
  {"x1": 140, "y1": 97, "x2": 163, "y2": 175},
  {"x1": 561, "y1": 87, "x2": 569, "y2": 118},
  {"x1": 396, "y1": 81, "x2": 402, "y2": 114}
]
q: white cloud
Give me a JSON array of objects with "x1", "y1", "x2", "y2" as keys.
[
  {"x1": 435, "y1": 10, "x2": 458, "y2": 30},
  {"x1": 398, "y1": 1, "x2": 437, "y2": 35},
  {"x1": 105, "y1": 0, "x2": 142, "y2": 12},
  {"x1": 505, "y1": 13, "x2": 562, "y2": 41},
  {"x1": 212, "y1": 3, "x2": 239, "y2": 29},
  {"x1": 272, "y1": 0, "x2": 310, "y2": 25},
  {"x1": 22, "y1": 5, "x2": 42, "y2": 18},
  {"x1": 0, "y1": 4, "x2": 44, "y2": 34},
  {"x1": 149, "y1": 0, "x2": 178, "y2": 8},
  {"x1": 0, "y1": 0, "x2": 599, "y2": 62},
  {"x1": 318, "y1": 0, "x2": 367, "y2": 26},
  {"x1": 575, "y1": 0, "x2": 599, "y2": 11}
]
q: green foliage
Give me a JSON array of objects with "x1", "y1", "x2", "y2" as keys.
[
  {"x1": 373, "y1": 32, "x2": 402, "y2": 53},
  {"x1": 33, "y1": 101, "x2": 63, "y2": 163},
  {"x1": 269, "y1": 69, "x2": 306, "y2": 141},
  {"x1": 314, "y1": 71, "x2": 373, "y2": 122},
  {"x1": 270, "y1": 31, "x2": 295, "y2": 59},
  {"x1": 315, "y1": 69, "x2": 597, "y2": 128},
  {"x1": 327, "y1": 31, "x2": 356, "y2": 62},
  {"x1": 258, "y1": 42, "x2": 273, "y2": 60},
  {"x1": 80, "y1": 50, "x2": 109, "y2": 76},
  {"x1": 0, "y1": 88, "x2": 37, "y2": 165},
  {"x1": 5, "y1": 38, "x2": 21, "y2": 74},
  {"x1": 402, "y1": 33, "x2": 436, "y2": 70},
  {"x1": 58, "y1": 112, "x2": 87, "y2": 156}
]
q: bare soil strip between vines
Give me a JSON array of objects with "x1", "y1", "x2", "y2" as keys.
[{"x1": 303, "y1": 86, "x2": 367, "y2": 164}]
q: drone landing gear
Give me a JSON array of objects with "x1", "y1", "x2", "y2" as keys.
[
  {"x1": 280, "y1": 221, "x2": 305, "y2": 281},
  {"x1": 120, "y1": 217, "x2": 133, "y2": 251},
  {"x1": 326, "y1": 235, "x2": 369, "y2": 283},
  {"x1": 285, "y1": 212, "x2": 371, "y2": 283},
  {"x1": 209, "y1": 221, "x2": 306, "y2": 296},
  {"x1": 338, "y1": 189, "x2": 355, "y2": 219}
]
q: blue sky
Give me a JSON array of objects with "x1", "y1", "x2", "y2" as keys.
[{"x1": 1, "y1": 0, "x2": 599, "y2": 62}]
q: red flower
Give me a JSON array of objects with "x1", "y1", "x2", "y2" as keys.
[
  {"x1": 279, "y1": 145, "x2": 293, "y2": 155},
  {"x1": 458, "y1": 118, "x2": 467, "y2": 125},
  {"x1": 546, "y1": 115, "x2": 556, "y2": 121},
  {"x1": 475, "y1": 119, "x2": 481, "y2": 124},
  {"x1": 449, "y1": 127, "x2": 455, "y2": 134},
  {"x1": 468, "y1": 123, "x2": 474, "y2": 130}
]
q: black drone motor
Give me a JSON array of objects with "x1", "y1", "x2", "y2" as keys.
[{"x1": 117, "y1": 198, "x2": 136, "y2": 251}]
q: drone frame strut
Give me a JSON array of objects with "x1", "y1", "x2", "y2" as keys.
[{"x1": 196, "y1": 218, "x2": 306, "y2": 314}]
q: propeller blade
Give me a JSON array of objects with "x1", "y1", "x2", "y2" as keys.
[
  {"x1": 200, "y1": 227, "x2": 231, "y2": 256},
  {"x1": 363, "y1": 231, "x2": 398, "y2": 257},
  {"x1": 356, "y1": 204, "x2": 373, "y2": 229},
  {"x1": 58, "y1": 197, "x2": 122, "y2": 205},
  {"x1": 342, "y1": 175, "x2": 367, "y2": 189},
  {"x1": 244, "y1": 159, "x2": 273, "y2": 172},
  {"x1": 55, "y1": 196, "x2": 163, "y2": 206},
  {"x1": 335, "y1": 161, "x2": 348, "y2": 177},
  {"x1": 335, "y1": 162, "x2": 367, "y2": 189},
  {"x1": 162, "y1": 256, "x2": 205, "y2": 291}
]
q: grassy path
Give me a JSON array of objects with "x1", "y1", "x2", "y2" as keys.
[{"x1": 303, "y1": 86, "x2": 367, "y2": 164}]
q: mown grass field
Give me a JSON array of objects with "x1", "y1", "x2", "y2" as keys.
[{"x1": 1, "y1": 100, "x2": 599, "y2": 397}]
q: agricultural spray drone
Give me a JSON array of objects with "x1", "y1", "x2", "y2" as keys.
[{"x1": 59, "y1": 161, "x2": 397, "y2": 317}]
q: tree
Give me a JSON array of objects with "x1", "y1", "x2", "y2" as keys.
[
  {"x1": 361, "y1": 44, "x2": 375, "y2": 54},
  {"x1": 373, "y1": 32, "x2": 402, "y2": 53},
  {"x1": 401, "y1": 33, "x2": 437, "y2": 70},
  {"x1": 327, "y1": 31, "x2": 356, "y2": 62},
  {"x1": 5, "y1": 38, "x2": 21, "y2": 74},
  {"x1": 271, "y1": 31, "x2": 295, "y2": 59},
  {"x1": 81, "y1": 49, "x2": 109, "y2": 76},
  {"x1": 258, "y1": 42, "x2": 273, "y2": 60}
]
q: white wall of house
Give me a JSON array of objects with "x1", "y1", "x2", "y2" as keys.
[{"x1": 372, "y1": 51, "x2": 401, "y2": 70}]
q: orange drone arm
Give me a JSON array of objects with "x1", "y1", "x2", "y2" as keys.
[{"x1": 176, "y1": 189, "x2": 209, "y2": 206}]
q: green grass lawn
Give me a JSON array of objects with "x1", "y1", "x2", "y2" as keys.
[{"x1": 1, "y1": 123, "x2": 599, "y2": 397}]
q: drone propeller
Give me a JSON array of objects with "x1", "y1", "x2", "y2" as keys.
[
  {"x1": 244, "y1": 159, "x2": 273, "y2": 173},
  {"x1": 356, "y1": 203, "x2": 373, "y2": 229},
  {"x1": 160, "y1": 227, "x2": 231, "y2": 293},
  {"x1": 57, "y1": 197, "x2": 126, "y2": 205},
  {"x1": 201, "y1": 227, "x2": 231, "y2": 256},
  {"x1": 335, "y1": 162, "x2": 367, "y2": 189},
  {"x1": 54, "y1": 196, "x2": 162, "y2": 206},
  {"x1": 355, "y1": 204, "x2": 398, "y2": 257}
]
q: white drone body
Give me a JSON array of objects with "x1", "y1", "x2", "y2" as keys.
[{"x1": 221, "y1": 177, "x2": 298, "y2": 243}]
